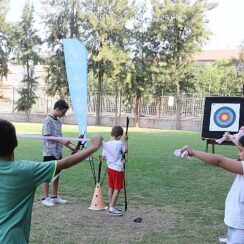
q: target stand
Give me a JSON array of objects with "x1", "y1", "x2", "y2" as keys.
[
  {"x1": 201, "y1": 138, "x2": 235, "y2": 153},
  {"x1": 202, "y1": 97, "x2": 244, "y2": 153}
]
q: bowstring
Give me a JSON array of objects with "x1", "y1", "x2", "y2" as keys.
[{"x1": 77, "y1": 131, "x2": 97, "y2": 185}]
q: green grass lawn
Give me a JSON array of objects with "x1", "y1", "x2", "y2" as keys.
[{"x1": 14, "y1": 122, "x2": 238, "y2": 243}]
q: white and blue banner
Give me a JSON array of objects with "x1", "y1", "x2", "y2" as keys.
[{"x1": 63, "y1": 38, "x2": 88, "y2": 136}]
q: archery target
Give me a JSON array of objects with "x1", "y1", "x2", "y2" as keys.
[
  {"x1": 209, "y1": 103, "x2": 240, "y2": 131},
  {"x1": 213, "y1": 107, "x2": 236, "y2": 127}
]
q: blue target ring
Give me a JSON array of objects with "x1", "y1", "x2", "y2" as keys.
[{"x1": 213, "y1": 106, "x2": 236, "y2": 128}]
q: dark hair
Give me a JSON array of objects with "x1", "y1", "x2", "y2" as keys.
[
  {"x1": 111, "y1": 126, "x2": 123, "y2": 137},
  {"x1": 0, "y1": 119, "x2": 18, "y2": 156},
  {"x1": 53, "y1": 100, "x2": 69, "y2": 110},
  {"x1": 239, "y1": 135, "x2": 244, "y2": 147}
]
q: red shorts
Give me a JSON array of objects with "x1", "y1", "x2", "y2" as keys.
[{"x1": 107, "y1": 168, "x2": 124, "y2": 190}]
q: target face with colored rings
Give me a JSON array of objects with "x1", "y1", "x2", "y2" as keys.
[{"x1": 213, "y1": 106, "x2": 236, "y2": 128}]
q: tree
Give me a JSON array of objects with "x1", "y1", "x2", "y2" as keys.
[
  {"x1": 194, "y1": 59, "x2": 243, "y2": 95},
  {"x1": 81, "y1": 0, "x2": 134, "y2": 125},
  {"x1": 125, "y1": 8, "x2": 153, "y2": 123},
  {"x1": 0, "y1": 0, "x2": 10, "y2": 80},
  {"x1": 236, "y1": 41, "x2": 244, "y2": 93},
  {"x1": 41, "y1": 0, "x2": 84, "y2": 98},
  {"x1": 149, "y1": 0, "x2": 216, "y2": 129},
  {"x1": 13, "y1": 1, "x2": 42, "y2": 114}
]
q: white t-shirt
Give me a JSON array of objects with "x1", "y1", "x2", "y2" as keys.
[
  {"x1": 102, "y1": 140, "x2": 125, "y2": 172},
  {"x1": 224, "y1": 161, "x2": 244, "y2": 229}
]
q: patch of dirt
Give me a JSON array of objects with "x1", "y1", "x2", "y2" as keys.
[{"x1": 30, "y1": 198, "x2": 176, "y2": 244}]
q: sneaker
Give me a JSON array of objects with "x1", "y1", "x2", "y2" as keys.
[
  {"x1": 51, "y1": 196, "x2": 67, "y2": 204},
  {"x1": 218, "y1": 236, "x2": 227, "y2": 243},
  {"x1": 107, "y1": 206, "x2": 122, "y2": 212},
  {"x1": 42, "y1": 197, "x2": 55, "y2": 207},
  {"x1": 107, "y1": 207, "x2": 123, "y2": 216}
]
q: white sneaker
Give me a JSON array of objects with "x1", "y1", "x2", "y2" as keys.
[
  {"x1": 219, "y1": 236, "x2": 227, "y2": 243},
  {"x1": 107, "y1": 205, "x2": 122, "y2": 212},
  {"x1": 42, "y1": 197, "x2": 55, "y2": 207},
  {"x1": 107, "y1": 207, "x2": 123, "y2": 216},
  {"x1": 51, "y1": 196, "x2": 67, "y2": 204}
]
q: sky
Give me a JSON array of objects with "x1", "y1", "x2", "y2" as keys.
[
  {"x1": 6, "y1": 0, "x2": 244, "y2": 50},
  {"x1": 204, "y1": 0, "x2": 244, "y2": 49}
]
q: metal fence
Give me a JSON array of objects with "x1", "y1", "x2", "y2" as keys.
[{"x1": 0, "y1": 87, "x2": 242, "y2": 117}]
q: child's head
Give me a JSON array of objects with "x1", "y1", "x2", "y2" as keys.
[
  {"x1": 238, "y1": 135, "x2": 244, "y2": 161},
  {"x1": 0, "y1": 119, "x2": 18, "y2": 157},
  {"x1": 239, "y1": 135, "x2": 244, "y2": 148},
  {"x1": 53, "y1": 100, "x2": 69, "y2": 118},
  {"x1": 111, "y1": 126, "x2": 124, "y2": 139}
]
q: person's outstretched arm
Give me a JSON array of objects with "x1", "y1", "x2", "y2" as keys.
[
  {"x1": 56, "y1": 135, "x2": 103, "y2": 171},
  {"x1": 182, "y1": 146, "x2": 243, "y2": 175}
]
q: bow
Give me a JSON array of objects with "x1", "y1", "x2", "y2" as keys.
[
  {"x1": 71, "y1": 134, "x2": 86, "y2": 154},
  {"x1": 123, "y1": 117, "x2": 129, "y2": 212},
  {"x1": 50, "y1": 135, "x2": 83, "y2": 184},
  {"x1": 71, "y1": 134, "x2": 97, "y2": 185}
]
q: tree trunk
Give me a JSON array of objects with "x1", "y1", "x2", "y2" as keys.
[
  {"x1": 156, "y1": 96, "x2": 161, "y2": 118},
  {"x1": 134, "y1": 95, "x2": 140, "y2": 127},
  {"x1": 26, "y1": 61, "x2": 30, "y2": 110},
  {"x1": 95, "y1": 69, "x2": 103, "y2": 125},
  {"x1": 176, "y1": 82, "x2": 181, "y2": 130},
  {"x1": 114, "y1": 80, "x2": 118, "y2": 125}
]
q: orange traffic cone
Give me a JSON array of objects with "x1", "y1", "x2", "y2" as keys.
[{"x1": 88, "y1": 183, "x2": 106, "y2": 211}]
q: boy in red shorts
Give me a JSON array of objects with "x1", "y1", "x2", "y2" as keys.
[{"x1": 101, "y1": 126, "x2": 128, "y2": 216}]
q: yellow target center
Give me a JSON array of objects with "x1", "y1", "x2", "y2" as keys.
[{"x1": 221, "y1": 114, "x2": 228, "y2": 121}]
